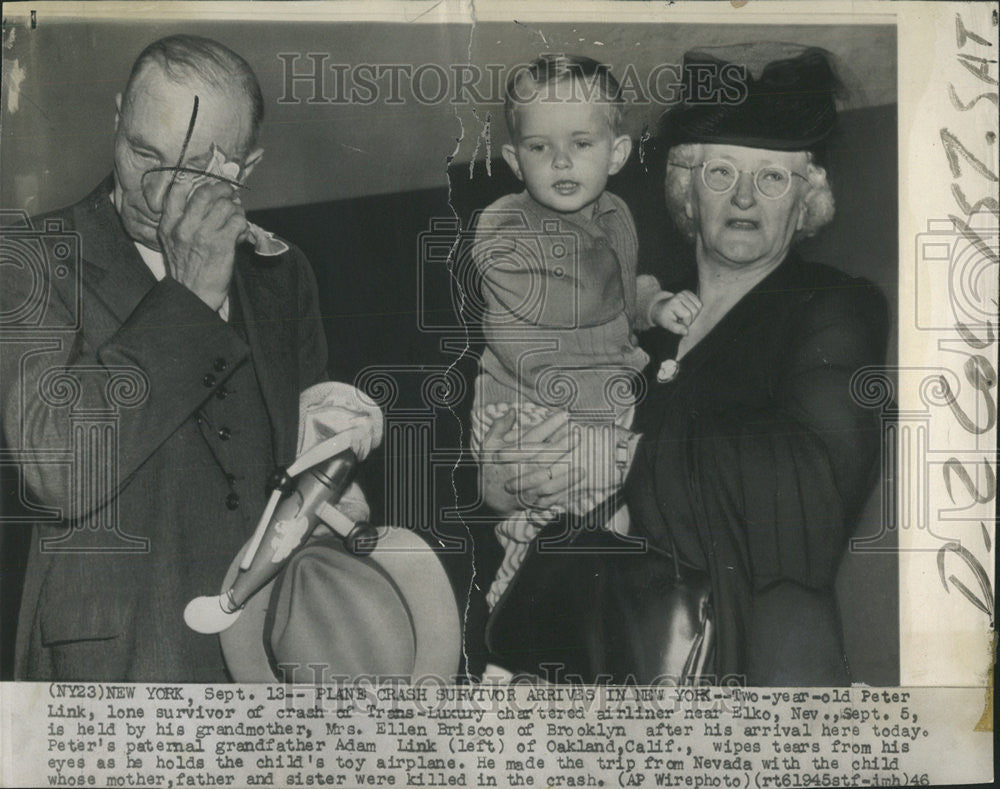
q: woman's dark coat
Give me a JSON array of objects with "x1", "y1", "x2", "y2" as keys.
[{"x1": 626, "y1": 253, "x2": 889, "y2": 685}]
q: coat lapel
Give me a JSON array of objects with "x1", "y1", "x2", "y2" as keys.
[
  {"x1": 72, "y1": 178, "x2": 158, "y2": 327},
  {"x1": 233, "y1": 251, "x2": 299, "y2": 468},
  {"x1": 71, "y1": 178, "x2": 299, "y2": 466}
]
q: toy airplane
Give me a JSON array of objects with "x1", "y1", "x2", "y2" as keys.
[{"x1": 183, "y1": 430, "x2": 378, "y2": 635}]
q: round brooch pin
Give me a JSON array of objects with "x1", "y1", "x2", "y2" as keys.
[{"x1": 656, "y1": 359, "x2": 680, "y2": 383}]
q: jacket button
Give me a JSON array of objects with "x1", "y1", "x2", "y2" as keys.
[
  {"x1": 218, "y1": 426, "x2": 231, "y2": 441},
  {"x1": 213, "y1": 357, "x2": 228, "y2": 372},
  {"x1": 202, "y1": 373, "x2": 217, "y2": 388},
  {"x1": 226, "y1": 492, "x2": 240, "y2": 510},
  {"x1": 215, "y1": 386, "x2": 229, "y2": 400}
]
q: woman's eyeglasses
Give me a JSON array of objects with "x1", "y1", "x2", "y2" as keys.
[{"x1": 670, "y1": 159, "x2": 807, "y2": 200}]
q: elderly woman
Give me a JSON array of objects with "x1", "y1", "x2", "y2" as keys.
[{"x1": 480, "y1": 43, "x2": 888, "y2": 686}]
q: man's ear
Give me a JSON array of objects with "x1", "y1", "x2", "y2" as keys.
[
  {"x1": 501, "y1": 144, "x2": 524, "y2": 181},
  {"x1": 240, "y1": 148, "x2": 265, "y2": 181},
  {"x1": 114, "y1": 93, "x2": 122, "y2": 131},
  {"x1": 607, "y1": 134, "x2": 632, "y2": 176}
]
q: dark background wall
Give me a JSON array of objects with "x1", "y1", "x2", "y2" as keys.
[{"x1": 1, "y1": 17, "x2": 898, "y2": 682}]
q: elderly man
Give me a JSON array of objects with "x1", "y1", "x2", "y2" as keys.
[{"x1": 2, "y1": 35, "x2": 328, "y2": 680}]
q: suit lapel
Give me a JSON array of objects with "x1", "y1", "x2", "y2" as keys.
[
  {"x1": 72, "y1": 179, "x2": 158, "y2": 327},
  {"x1": 71, "y1": 178, "x2": 299, "y2": 466},
  {"x1": 233, "y1": 250, "x2": 299, "y2": 468}
]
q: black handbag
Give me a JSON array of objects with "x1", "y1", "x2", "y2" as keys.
[{"x1": 485, "y1": 501, "x2": 716, "y2": 685}]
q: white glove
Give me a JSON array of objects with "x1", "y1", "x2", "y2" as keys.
[{"x1": 296, "y1": 382, "x2": 384, "y2": 462}]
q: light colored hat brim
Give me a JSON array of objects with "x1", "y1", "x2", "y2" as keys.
[{"x1": 219, "y1": 527, "x2": 462, "y2": 682}]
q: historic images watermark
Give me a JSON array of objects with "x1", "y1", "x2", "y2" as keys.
[{"x1": 276, "y1": 57, "x2": 749, "y2": 107}]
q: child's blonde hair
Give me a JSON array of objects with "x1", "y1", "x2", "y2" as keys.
[{"x1": 504, "y1": 54, "x2": 625, "y2": 140}]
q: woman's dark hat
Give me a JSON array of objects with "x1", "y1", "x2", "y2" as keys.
[{"x1": 665, "y1": 42, "x2": 840, "y2": 150}]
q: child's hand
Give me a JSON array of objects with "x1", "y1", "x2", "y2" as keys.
[{"x1": 652, "y1": 290, "x2": 702, "y2": 335}]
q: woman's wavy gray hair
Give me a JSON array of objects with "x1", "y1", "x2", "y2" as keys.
[{"x1": 664, "y1": 143, "x2": 836, "y2": 244}]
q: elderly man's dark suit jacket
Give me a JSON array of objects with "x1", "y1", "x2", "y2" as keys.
[{"x1": 2, "y1": 179, "x2": 327, "y2": 681}]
